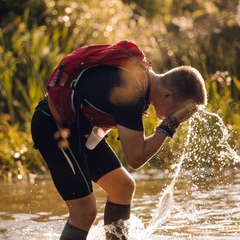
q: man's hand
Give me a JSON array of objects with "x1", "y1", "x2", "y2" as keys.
[{"x1": 172, "y1": 102, "x2": 198, "y2": 123}]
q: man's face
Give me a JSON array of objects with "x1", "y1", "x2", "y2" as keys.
[{"x1": 155, "y1": 97, "x2": 198, "y2": 121}]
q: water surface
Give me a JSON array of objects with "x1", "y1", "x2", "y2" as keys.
[{"x1": 1, "y1": 168, "x2": 240, "y2": 239}]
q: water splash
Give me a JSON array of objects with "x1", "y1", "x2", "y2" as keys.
[
  {"x1": 88, "y1": 216, "x2": 145, "y2": 240},
  {"x1": 144, "y1": 156, "x2": 186, "y2": 237},
  {"x1": 144, "y1": 109, "x2": 240, "y2": 239},
  {"x1": 201, "y1": 109, "x2": 240, "y2": 164},
  {"x1": 186, "y1": 109, "x2": 240, "y2": 168},
  {"x1": 144, "y1": 109, "x2": 194, "y2": 238},
  {"x1": 87, "y1": 109, "x2": 240, "y2": 240}
]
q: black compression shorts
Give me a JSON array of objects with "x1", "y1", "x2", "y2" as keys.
[{"x1": 31, "y1": 99, "x2": 122, "y2": 200}]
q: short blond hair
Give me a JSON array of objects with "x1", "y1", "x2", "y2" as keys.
[{"x1": 161, "y1": 66, "x2": 207, "y2": 105}]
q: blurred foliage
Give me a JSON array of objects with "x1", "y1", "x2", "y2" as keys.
[
  {"x1": 0, "y1": 0, "x2": 47, "y2": 28},
  {"x1": 0, "y1": 115, "x2": 46, "y2": 180},
  {"x1": 0, "y1": 0, "x2": 240, "y2": 179}
]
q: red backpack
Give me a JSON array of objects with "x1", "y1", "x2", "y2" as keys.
[{"x1": 46, "y1": 40, "x2": 152, "y2": 125}]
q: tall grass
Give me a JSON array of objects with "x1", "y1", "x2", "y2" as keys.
[{"x1": 0, "y1": 1, "x2": 239, "y2": 179}]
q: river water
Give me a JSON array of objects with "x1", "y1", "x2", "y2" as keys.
[{"x1": 1, "y1": 167, "x2": 240, "y2": 240}]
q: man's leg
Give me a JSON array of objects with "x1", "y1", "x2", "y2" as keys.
[
  {"x1": 60, "y1": 193, "x2": 97, "y2": 240},
  {"x1": 97, "y1": 167, "x2": 136, "y2": 239},
  {"x1": 31, "y1": 101, "x2": 99, "y2": 239}
]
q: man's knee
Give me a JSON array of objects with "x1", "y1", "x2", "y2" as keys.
[
  {"x1": 113, "y1": 174, "x2": 136, "y2": 201},
  {"x1": 69, "y1": 202, "x2": 97, "y2": 224},
  {"x1": 86, "y1": 205, "x2": 98, "y2": 223},
  {"x1": 97, "y1": 168, "x2": 136, "y2": 202},
  {"x1": 121, "y1": 175, "x2": 136, "y2": 197},
  {"x1": 66, "y1": 194, "x2": 97, "y2": 230}
]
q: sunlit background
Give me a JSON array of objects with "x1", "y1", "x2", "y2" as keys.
[{"x1": 0, "y1": 0, "x2": 240, "y2": 239}]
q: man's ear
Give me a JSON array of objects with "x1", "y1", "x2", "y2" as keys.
[{"x1": 163, "y1": 90, "x2": 173, "y2": 101}]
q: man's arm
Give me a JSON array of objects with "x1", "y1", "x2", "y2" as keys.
[
  {"x1": 117, "y1": 125, "x2": 167, "y2": 169},
  {"x1": 117, "y1": 102, "x2": 198, "y2": 169}
]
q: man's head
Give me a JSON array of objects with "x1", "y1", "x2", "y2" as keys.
[
  {"x1": 151, "y1": 66, "x2": 207, "y2": 120},
  {"x1": 160, "y1": 66, "x2": 207, "y2": 106}
]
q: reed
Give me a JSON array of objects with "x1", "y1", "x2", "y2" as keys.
[{"x1": 0, "y1": 1, "x2": 239, "y2": 179}]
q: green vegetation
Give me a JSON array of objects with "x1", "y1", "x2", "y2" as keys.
[{"x1": 0, "y1": 0, "x2": 239, "y2": 180}]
